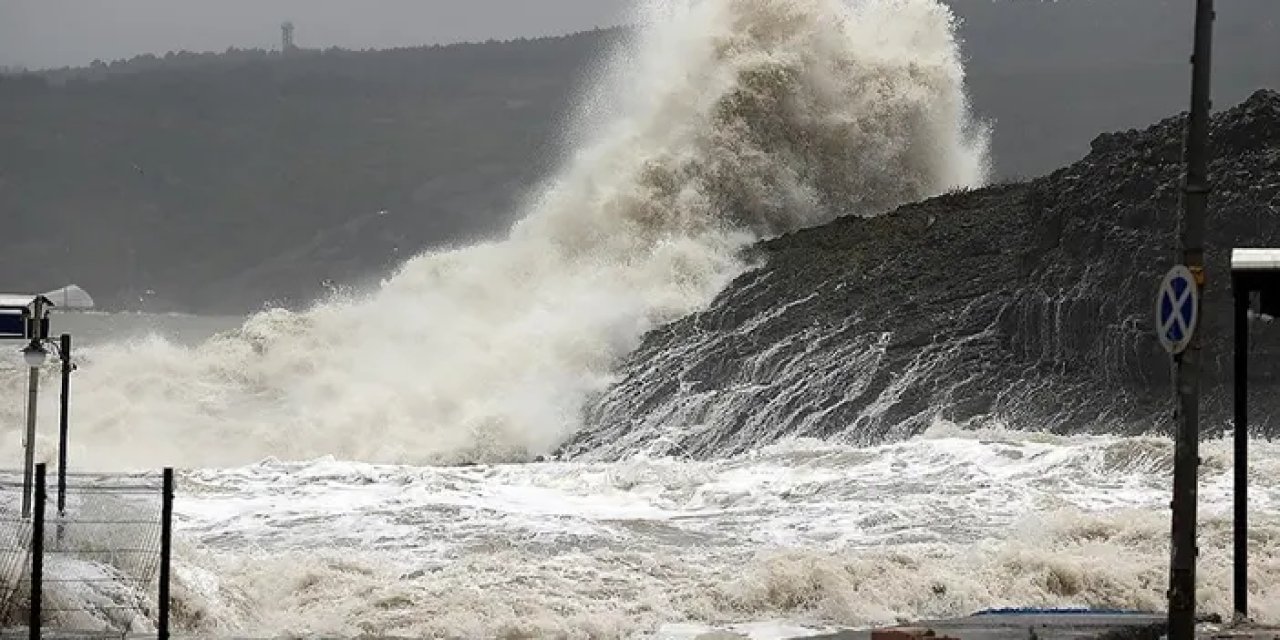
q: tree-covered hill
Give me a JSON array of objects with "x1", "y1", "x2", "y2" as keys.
[
  {"x1": 1, "y1": 31, "x2": 617, "y2": 311},
  {"x1": 0, "y1": 1, "x2": 1275, "y2": 313}
]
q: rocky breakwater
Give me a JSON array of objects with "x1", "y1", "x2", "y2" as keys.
[{"x1": 561, "y1": 90, "x2": 1280, "y2": 460}]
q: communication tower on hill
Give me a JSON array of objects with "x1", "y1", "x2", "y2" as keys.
[{"x1": 281, "y1": 21, "x2": 296, "y2": 53}]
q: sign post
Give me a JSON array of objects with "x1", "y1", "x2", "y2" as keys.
[
  {"x1": 58, "y1": 333, "x2": 72, "y2": 517},
  {"x1": 1158, "y1": 262, "x2": 1202, "y2": 637},
  {"x1": 1166, "y1": 0, "x2": 1215, "y2": 637}
]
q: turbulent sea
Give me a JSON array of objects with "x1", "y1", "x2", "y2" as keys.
[
  {"x1": 9, "y1": 314, "x2": 1280, "y2": 637},
  {"x1": 2, "y1": 0, "x2": 1279, "y2": 636}
]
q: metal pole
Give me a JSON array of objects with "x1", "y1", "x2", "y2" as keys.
[
  {"x1": 57, "y1": 334, "x2": 70, "y2": 517},
  {"x1": 1168, "y1": 1, "x2": 1214, "y2": 638},
  {"x1": 158, "y1": 467, "x2": 173, "y2": 640},
  {"x1": 21, "y1": 366, "x2": 39, "y2": 519},
  {"x1": 30, "y1": 463, "x2": 45, "y2": 640},
  {"x1": 1233, "y1": 288, "x2": 1248, "y2": 621}
]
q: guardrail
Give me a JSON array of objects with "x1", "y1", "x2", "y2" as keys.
[{"x1": 0, "y1": 465, "x2": 173, "y2": 639}]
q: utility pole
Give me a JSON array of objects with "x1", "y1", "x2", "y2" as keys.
[{"x1": 1168, "y1": 1, "x2": 1215, "y2": 638}]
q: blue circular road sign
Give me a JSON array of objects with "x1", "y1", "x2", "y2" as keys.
[{"x1": 1156, "y1": 265, "x2": 1199, "y2": 355}]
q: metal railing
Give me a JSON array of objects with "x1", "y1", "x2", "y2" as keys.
[{"x1": 0, "y1": 465, "x2": 173, "y2": 639}]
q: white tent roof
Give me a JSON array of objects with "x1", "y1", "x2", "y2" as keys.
[{"x1": 41, "y1": 284, "x2": 94, "y2": 309}]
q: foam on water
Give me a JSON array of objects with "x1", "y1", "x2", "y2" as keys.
[
  {"x1": 155, "y1": 427, "x2": 1280, "y2": 637},
  {"x1": 2, "y1": 0, "x2": 987, "y2": 469}
]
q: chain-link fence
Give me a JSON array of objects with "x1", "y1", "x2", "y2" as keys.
[{"x1": 0, "y1": 465, "x2": 173, "y2": 639}]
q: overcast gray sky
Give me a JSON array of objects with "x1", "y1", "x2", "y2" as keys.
[{"x1": 0, "y1": 0, "x2": 632, "y2": 69}]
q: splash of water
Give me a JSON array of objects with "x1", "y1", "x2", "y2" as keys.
[{"x1": 2, "y1": 0, "x2": 988, "y2": 469}]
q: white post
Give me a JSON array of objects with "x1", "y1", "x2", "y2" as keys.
[
  {"x1": 20, "y1": 297, "x2": 45, "y2": 519},
  {"x1": 21, "y1": 366, "x2": 39, "y2": 519}
]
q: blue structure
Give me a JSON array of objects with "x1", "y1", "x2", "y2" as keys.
[
  {"x1": 972, "y1": 608, "x2": 1154, "y2": 617},
  {"x1": 0, "y1": 294, "x2": 51, "y2": 342}
]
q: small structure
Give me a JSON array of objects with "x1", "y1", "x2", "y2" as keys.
[
  {"x1": 282, "y1": 21, "x2": 296, "y2": 54},
  {"x1": 1, "y1": 285, "x2": 93, "y2": 518},
  {"x1": 1229, "y1": 248, "x2": 1280, "y2": 623},
  {"x1": 0, "y1": 294, "x2": 49, "y2": 343}
]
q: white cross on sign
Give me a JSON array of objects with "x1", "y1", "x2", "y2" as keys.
[{"x1": 1156, "y1": 265, "x2": 1200, "y2": 355}]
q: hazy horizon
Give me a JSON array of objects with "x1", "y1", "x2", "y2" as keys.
[{"x1": 0, "y1": 0, "x2": 631, "y2": 70}]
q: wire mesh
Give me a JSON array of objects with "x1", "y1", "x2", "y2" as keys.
[
  {"x1": 0, "y1": 469, "x2": 165, "y2": 636},
  {"x1": 0, "y1": 478, "x2": 32, "y2": 627}
]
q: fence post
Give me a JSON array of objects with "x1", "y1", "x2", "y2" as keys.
[
  {"x1": 158, "y1": 467, "x2": 173, "y2": 640},
  {"x1": 30, "y1": 463, "x2": 45, "y2": 640},
  {"x1": 1233, "y1": 287, "x2": 1250, "y2": 621}
]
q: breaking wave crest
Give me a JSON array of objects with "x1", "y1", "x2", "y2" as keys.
[{"x1": 2, "y1": 0, "x2": 987, "y2": 468}]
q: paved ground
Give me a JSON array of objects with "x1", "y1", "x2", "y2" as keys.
[
  {"x1": 796, "y1": 612, "x2": 1168, "y2": 640},
  {"x1": 1204, "y1": 624, "x2": 1280, "y2": 640},
  {"x1": 785, "y1": 612, "x2": 1280, "y2": 640}
]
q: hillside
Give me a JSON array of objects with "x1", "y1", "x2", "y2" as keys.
[
  {"x1": 0, "y1": 31, "x2": 617, "y2": 311},
  {"x1": 0, "y1": 1, "x2": 1277, "y2": 313}
]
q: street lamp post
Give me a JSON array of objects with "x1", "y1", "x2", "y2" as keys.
[
  {"x1": 20, "y1": 338, "x2": 47, "y2": 518},
  {"x1": 4, "y1": 287, "x2": 92, "y2": 518}
]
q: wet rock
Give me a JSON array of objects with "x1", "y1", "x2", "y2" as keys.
[{"x1": 563, "y1": 90, "x2": 1280, "y2": 460}]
